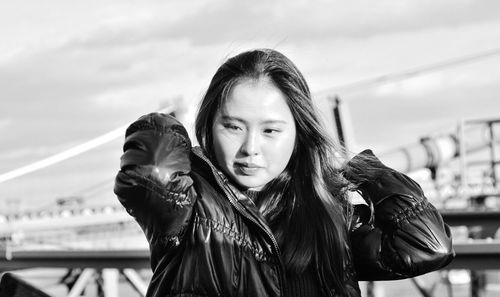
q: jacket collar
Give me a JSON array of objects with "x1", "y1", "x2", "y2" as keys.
[
  {"x1": 191, "y1": 146, "x2": 266, "y2": 221},
  {"x1": 191, "y1": 146, "x2": 281, "y2": 256}
]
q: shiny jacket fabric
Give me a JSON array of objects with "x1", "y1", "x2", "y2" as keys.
[{"x1": 114, "y1": 113, "x2": 454, "y2": 297}]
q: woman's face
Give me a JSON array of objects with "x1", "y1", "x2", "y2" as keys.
[{"x1": 211, "y1": 79, "x2": 297, "y2": 190}]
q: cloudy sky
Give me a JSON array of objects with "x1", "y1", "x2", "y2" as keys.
[{"x1": 1, "y1": 0, "x2": 500, "y2": 210}]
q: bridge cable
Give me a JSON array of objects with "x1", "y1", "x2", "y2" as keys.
[{"x1": 0, "y1": 106, "x2": 175, "y2": 184}]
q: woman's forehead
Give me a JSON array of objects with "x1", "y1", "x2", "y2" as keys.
[{"x1": 217, "y1": 79, "x2": 293, "y2": 122}]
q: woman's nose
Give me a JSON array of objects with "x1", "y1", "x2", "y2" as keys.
[{"x1": 241, "y1": 132, "x2": 260, "y2": 156}]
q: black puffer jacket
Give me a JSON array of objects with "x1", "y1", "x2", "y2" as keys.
[{"x1": 114, "y1": 113, "x2": 454, "y2": 297}]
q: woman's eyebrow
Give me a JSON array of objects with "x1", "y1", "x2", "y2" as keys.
[
  {"x1": 261, "y1": 119, "x2": 288, "y2": 124},
  {"x1": 220, "y1": 115, "x2": 288, "y2": 124},
  {"x1": 220, "y1": 115, "x2": 245, "y2": 123}
]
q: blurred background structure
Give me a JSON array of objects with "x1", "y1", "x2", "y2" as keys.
[{"x1": 1, "y1": 1, "x2": 500, "y2": 296}]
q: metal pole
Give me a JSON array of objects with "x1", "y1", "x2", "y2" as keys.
[
  {"x1": 102, "y1": 269, "x2": 119, "y2": 297},
  {"x1": 67, "y1": 268, "x2": 95, "y2": 297},
  {"x1": 332, "y1": 96, "x2": 346, "y2": 149},
  {"x1": 458, "y1": 119, "x2": 468, "y2": 200},
  {"x1": 488, "y1": 122, "x2": 497, "y2": 187},
  {"x1": 122, "y1": 268, "x2": 148, "y2": 296}
]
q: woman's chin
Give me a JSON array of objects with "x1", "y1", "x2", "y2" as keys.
[{"x1": 233, "y1": 176, "x2": 266, "y2": 191}]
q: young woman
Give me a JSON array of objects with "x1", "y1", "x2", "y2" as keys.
[{"x1": 114, "y1": 49, "x2": 454, "y2": 297}]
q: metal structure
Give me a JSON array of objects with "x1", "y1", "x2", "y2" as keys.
[
  {"x1": 2, "y1": 241, "x2": 500, "y2": 297},
  {"x1": 331, "y1": 98, "x2": 500, "y2": 297},
  {"x1": 378, "y1": 120, "x2": 500, "y2": 176},
  {"x1": 1, "y1": 101, "x2": 500, "y2": 296}
]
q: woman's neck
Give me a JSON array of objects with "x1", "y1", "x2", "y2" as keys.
[{"x1": 242, "y1": 189, "x2": 261, "y2": 202}]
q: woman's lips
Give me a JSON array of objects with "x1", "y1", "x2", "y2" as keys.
[{"x1": 235, "y1": 162, "x2": 262, "y2": 175}]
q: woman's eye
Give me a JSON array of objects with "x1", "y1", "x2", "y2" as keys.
[
  {"x1": 264, "y1": 128, "x2": 281, "y2": 134},
  {"x1": 223, "y1": 123, "x2": 242, "y2": 131}
]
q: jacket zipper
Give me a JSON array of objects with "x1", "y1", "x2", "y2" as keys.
[{"x1": 193, "y1": 149, "x2": 287, "y2": 296}]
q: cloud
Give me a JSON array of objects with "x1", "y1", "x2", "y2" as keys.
[
  {"x1": 3, "y1": 0, "x2": 498, "y2": 115},
  {"x1": 30, "y1": 0, "x2": 500, "y2": 51},
  {"x1": 304, "y1": 19, "x2": 500, "y2": 96},
  {"x1": 346, "y1": 81, "x2": 500, "y2": 152},
  {"x1": 0, "y1": 145, "x2": 63, "y2": 164},
  {"x1": 0, "y1": 118, "x2": 11, "y2": 129},
  {"x1": 2, "y1": 0, "x2": 500, "y2": 210},
  {"x1": 150, "y1": 0, "x2": 500, "y2": 46},
  {"x1": 0, "y1": 11, "x2": 219, "y2": 165},
  {"x1": 0, "y1": 1, "x2": 200, "y2": 58},
  {"x1": 0, "y1": 141, "x2": 122, "y2": 208}
]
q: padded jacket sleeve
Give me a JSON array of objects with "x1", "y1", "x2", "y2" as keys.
[
  {"x1": 114, "y1": 113, "x2": 196, "y2": 247},
  {"x1": 345, "y1": 150, "x2": 455, "y2": 280}
]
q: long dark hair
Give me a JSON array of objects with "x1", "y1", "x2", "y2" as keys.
[{"x1": 195, "y1": 49, "x2": 352, "y2": 296}]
